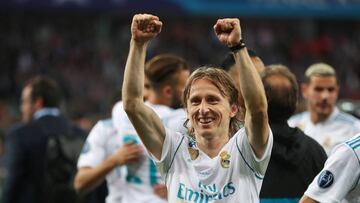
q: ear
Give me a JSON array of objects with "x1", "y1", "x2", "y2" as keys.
[
  {"x1": 34, "y1": 97, "x2": 44, "y2": 110},
  {"x1": 162, "y1": 85, "x2": 172, "y2": 98},
  {"x1": 230, "y1": 104, "x2": 238, "y2": 118},
  {"x1": 301, "y1": 83, "x2": 308, "y2": 99}
]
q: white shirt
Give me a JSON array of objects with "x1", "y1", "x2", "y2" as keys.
[
  {"x1": 304, "y1": 134, "x2": 360, "y2": 203},
  {"x1": 151, "y1": 127, "x2": 273, "y2": 203},
  {"x1": 33, "y1": 107, "x2": 60, "y2": 119},
  {"x1": 288, "y1": 107, "x2": 360, "y2": 154},
  {"x1": 77, "y1": 119, "x2": 125, "y2": 203},
  {"x1": 112, "y1": 101, "x2": 187, "y2": 203},
  {"x1": 166, "y1": 108, "x2": 188, "y2": 135}
]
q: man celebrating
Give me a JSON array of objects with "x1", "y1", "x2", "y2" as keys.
[{"x1": 122, "y1": 14, "x2": 272, "y2": 202}]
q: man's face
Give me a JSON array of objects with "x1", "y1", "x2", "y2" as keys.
[
  {"x1": 21, "y1": 85, "x2": 36, "y2": 122},
  {"x1": 170, "y1": 69, "x2": 190, "y2": 109},
  {"x1": 302, "y1": 76, "x2": 339, "y2": 119},
  {"x1": 186, "y1": 79, "x2": 237, "y2": 138}
]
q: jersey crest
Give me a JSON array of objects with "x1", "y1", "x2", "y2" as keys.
[{"x1": 220, "y1": 151, "x2": 231, "y2": 168}]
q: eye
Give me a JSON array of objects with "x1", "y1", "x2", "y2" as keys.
[
  {"x1": 190, "y1": 97, "x2": 201, "y2": 106},
  {"x1": 314, "y1": 87, "x2": 324, "y2": 92},
  {"x1": 327, "y1": 87, "x2": 335, "y2": 93},
  {"x1": 207, "y1": 95, "x2": 220, "y2": 104}
]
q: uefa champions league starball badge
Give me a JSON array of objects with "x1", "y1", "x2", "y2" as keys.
[{"x1": 220, "y1": 151, "x2": 231, "y2": 168}]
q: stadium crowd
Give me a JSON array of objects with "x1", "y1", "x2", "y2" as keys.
[{"x1": 1, "y1": 13, "x2": 360, "y2": 130}]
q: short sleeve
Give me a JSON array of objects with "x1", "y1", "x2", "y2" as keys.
[
  {"x1": 77, "y1": 121, "x2": 107, "y2": 168},
  {"x1": 304, "y1": 144, "x2": 360, "y2": 203},
  {"x1": 148, "y1": 128, "x2": 185, "y2": 176},
  {"x1": 237, "y1": 126, "x2": 273, "y2": 176}
]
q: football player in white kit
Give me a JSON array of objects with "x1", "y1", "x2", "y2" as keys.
[
  {"x1": 122, "y1": 13, "x2": 273, "y2": 203},
  {"x1": 74, "y1": 118, "x2": 143, "y2": 203},
  {"x1": 74, "y1": 77, "x2": 152, "y2": 203},
  {"x1": 115, "y1": 53, "x2": 190, "y2": 203},
  {"x1": 75, "y1": 72, "x2": 182, "y2": 203},
  {"x1": 288, "y1": 63, "x2": 360, "y2": 154},
  {"x1": 75, "y1": 53, "x2": 189, "y2": 203},
  {"x1": 300, "y1": 134, "x2": 360, "y2": 203}
]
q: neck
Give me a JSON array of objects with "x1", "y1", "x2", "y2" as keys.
[
  {"x1": 148, "y1": 92, "x2": 169, "y2": 106},
  {"x1": 310, "y1": 110, "x2": 332, "y2": 124},
  {"x1": 195, "y1": 132, "x2": 229, "y2": 158}
]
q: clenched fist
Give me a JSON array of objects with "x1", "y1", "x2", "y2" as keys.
[
  {"x1": 131, "y1": 14, "x2": 163, "y2": 44},
  {"x1": 213, "y1": 18, "x2": 242, "y2": 47}
]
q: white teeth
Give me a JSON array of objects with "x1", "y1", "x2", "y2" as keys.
[{"x1": 199, "y1": 118, "x2": 213, "y2": 123}]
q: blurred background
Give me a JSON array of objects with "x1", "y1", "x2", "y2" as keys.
[{"x1": 1, "y1": 0, "x2": 360, "y2": 132}]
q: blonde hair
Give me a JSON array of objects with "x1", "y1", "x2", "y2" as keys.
[{"x1": 305, "y1": 63, "x2": 336, "y2": 83}]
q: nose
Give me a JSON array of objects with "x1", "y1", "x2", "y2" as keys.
[
  {"x1": 199, "y1": 100, "x2": 210, "y2": 114},
  {"x1": 320, "y1": 90, "x2": 330, "y2": 100}
]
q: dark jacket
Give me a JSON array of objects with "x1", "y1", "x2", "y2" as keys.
[
  {"x1": 260, "y1": 122, "x2": 327, "y2": 203},
  {"x1": 1, "y1": 115, "x2": 86, "y2": 203}
]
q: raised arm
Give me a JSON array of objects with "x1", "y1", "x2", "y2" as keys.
[
  {"x1": 214, "y1": 19, "x2": 269, "y2": 158},
  {"x1": 122, "y1": 14, "x2": 165, "y2": 159}
]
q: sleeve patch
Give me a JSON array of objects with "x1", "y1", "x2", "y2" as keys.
[{"x1": 317, "y1": 170, "x2": 334, "y2": 188}]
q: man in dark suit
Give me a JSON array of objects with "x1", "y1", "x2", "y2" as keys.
[
  {"x1": 1, "y1": 75, "x2": 87, "y2": 203},
  {"x1": 259, "y1": 65, "x2": 328, "y2": 203}
]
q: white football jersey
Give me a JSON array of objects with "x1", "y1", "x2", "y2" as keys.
[
  {"x1": 151, "y1": 127, "x2": 273, "y2": 203},
  {"x1": 304, "y1": 134, "x2": 360, "y2": 203},
  {"x1": 166, "y1": 108, "x2": 188, "y2": 135},
  {"x1": 288, "y1": 107, "x2": 360, "y2": 154},
  {"x1": 77, "y1": 119, "x2": 125, "y2": 203},
  {"x1": 112, "y1": 101, "x2": 124, "y2": 133},
  {"x1": 113, "y1": 101, "x2": 187, "y2": 203}
]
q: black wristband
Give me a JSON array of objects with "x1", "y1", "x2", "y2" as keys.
[{"x1": 229, "y1": 39, "x2": 246, "y2": 52}]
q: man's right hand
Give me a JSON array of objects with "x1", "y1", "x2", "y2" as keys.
[
  {"x1": 213, "y1": 18, "x2": 242, "y2": 47},
  {"x1": 110, "y1": 141, "x2": 143, "y2": 166},
  {"x1": 131, "y1": 14, "x2": 163, "y2": 44}
]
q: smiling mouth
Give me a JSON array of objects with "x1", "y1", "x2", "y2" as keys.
[{"x1": 198, "y1": 117, "x2": 215, "y2": 124}]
